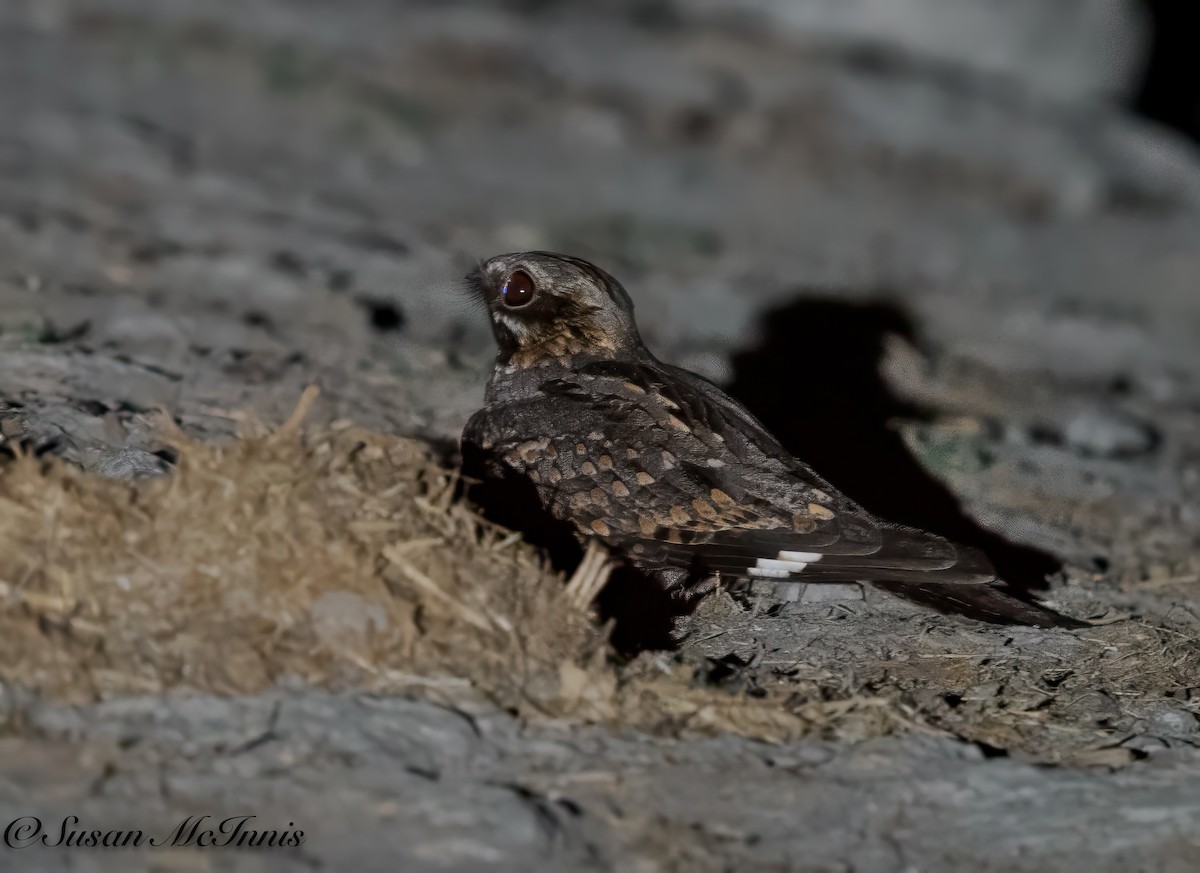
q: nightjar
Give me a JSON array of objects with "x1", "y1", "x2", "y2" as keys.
[{"x1": 462, "y1": 251, "x2": 1079, "y2": 627}]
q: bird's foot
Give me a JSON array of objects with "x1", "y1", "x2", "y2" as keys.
[{"x1": 564, "y1": 540, "x2": 613, "y2": 610}]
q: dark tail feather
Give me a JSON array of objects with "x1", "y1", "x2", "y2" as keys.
[
  {"x1": 873, "y1": 580, "x2": 1087, "y2": 628},
  {"x1": 799, "y1": 532, "x2": 998, "y2": 583},
  {"x1": 797, "y1": 536, "x2": 1086, "y2": 628},
  {"x1": 785, "y1": 564, "x2": 997, "y2": 586}
]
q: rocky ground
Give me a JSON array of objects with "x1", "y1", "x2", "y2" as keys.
[{"x1": 1, "y1": 1, "x2": 1199, "y2": 870}]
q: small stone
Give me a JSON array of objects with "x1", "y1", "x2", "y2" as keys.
[
  {"x1": 1145, "y1": 706, "x2": 1199, "y2": 738},
  {"x1": 800, "y1": 583, "x2": 864, "y2": 603},
  {"x1": 778, "y1": 582, "x2": 803, "y2": 602},
  {"x1": 310, "y1": 592, "x2": 390, "y2": 653},
  {"x1": 1064, "y1": 410, "x2": 1158, "y2": 459},
  {"x1": 86, "y1": 447, "x2": 173, "y2": 479},
  {"x1": 964, "y1": 681, "x2": 1003, "y2": 701}
]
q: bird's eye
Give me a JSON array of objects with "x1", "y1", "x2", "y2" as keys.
[{"x1": 501, "y1": 270, "x2": 535, "y2": 308}]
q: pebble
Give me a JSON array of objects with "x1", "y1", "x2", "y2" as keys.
[
  {"x1": 310, "y1": 591, "x2": 390, "y2": 654},
  {"x1": 1064, "y1": 410, "x2": 1158, "y2": 459},
  {"x1": 800, "y1": 583, "x2": 865, "y2": 603}
]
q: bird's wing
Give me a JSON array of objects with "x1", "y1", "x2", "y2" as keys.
[{"x1": 523, "y1": 359, "x2": 998, "y2": 586}]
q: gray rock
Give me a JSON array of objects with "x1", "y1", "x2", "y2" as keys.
[
  {"x1": 679, "y1": 0, "x2": 1149, "y2": 101},
  {"x1": 1, "y1": 691, "x2": 1198, "y2": 872},
  {"x1": 84, "y1": 447, "x2": 173, "y2": 479},
  {"x1": 1064, "y1": 409, "x2": 1159, "y2": 459},
  {"x1": 800, "y1": 583, "x2": 866, "y2": 603}
]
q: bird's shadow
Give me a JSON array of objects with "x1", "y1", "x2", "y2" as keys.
[
  {"x1": 723, "y1": 295, "x2": 1061, "y2": 597},
  {"x1": 460, "y1": 458, "x2": 686, "y2": 653},
  {"x1": 1134, "y1": 0, "x2": 1200, "y2": 147}
]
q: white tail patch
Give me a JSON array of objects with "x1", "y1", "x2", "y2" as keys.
[
  {"x1": 779, "y1": 551, "x2": 823, "y2": 563},
  {"x1": 755, "y1": 558, "x2": 806, "y2": 573},
  {"x1": 747, "y1": 551, "x2": 824, "y2": 579},
  {"x1": 748, "y1": 566, "x2": 792, "y2": 579}
]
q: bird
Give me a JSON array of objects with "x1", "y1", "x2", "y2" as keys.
[{"x1": 461, "y1": 251, "x2": 1082, "y2": 629}]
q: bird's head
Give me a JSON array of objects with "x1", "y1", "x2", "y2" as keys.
[{"x1": 467, "y1": 251, "x2": 644, "y2": 367}]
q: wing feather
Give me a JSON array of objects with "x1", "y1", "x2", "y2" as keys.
[{"x1": 504, "y1": 359, "x2": 999, "y2": 587}]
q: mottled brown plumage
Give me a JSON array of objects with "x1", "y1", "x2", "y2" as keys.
[{"x1": 462, "y1": 252, "x2": 1081, "y2": 627}]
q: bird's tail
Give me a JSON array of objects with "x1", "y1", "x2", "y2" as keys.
[
  {"x1": 872, "y1": 579, "x2": 1085, "y2": 628},
  {"x1": 775, "y1": 531, "x2": 1085, "y2": 628}
]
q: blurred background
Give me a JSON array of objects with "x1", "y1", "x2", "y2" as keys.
[{"x1": 1, "y1": 0, "x2": 1198, "y2": 571}]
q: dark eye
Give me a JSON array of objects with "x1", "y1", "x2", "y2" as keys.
[{"x1": 501, "y1": 270, "x2": 535, "y2": 308}]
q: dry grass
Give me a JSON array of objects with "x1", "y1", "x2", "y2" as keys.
[
  {"x1": 0, "y1": 396, "x2": 859, "y2": 741},
  {"x1": 3, "y1": 397, "x2": 1196, "y2": 757}
]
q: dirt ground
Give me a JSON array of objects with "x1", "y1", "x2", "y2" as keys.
[{"x1": 2, "y1": 1, "x2": 1200, "y2": 871}]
